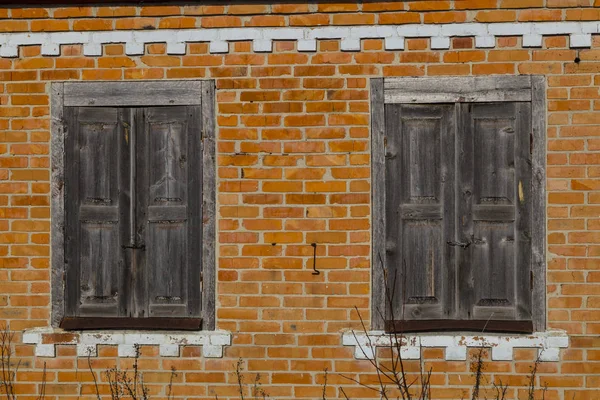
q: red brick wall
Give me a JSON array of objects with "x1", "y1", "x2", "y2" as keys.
[{"x1": 0, "y1": 2, "x2": 600, "y2": 399}]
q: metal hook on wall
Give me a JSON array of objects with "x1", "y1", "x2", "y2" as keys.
[{"x1": 311, "y1": 243, "x2": 320, "y2": 275}]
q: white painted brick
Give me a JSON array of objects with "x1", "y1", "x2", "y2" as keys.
[
  {"x1": 446, "y1": 346, "x2": 467, "y2": 361},
  {"x1": 91, "y1": 31, "x2": 132, "y2": 44},
  {"x1": 35, "y1": 345, "x2": 55, "y2": 358},
  {"x1": 159, "y1": 344, "x2": 180, "y2": 357},
  {"x1": 581, "y1": 22, "x2": 600, "y2": 34},
  {"x1": 341, "y1": 38, "x2": 361, "y2": 51},
  {"x1": 309, "y1": 27, "x2": 350, "y2": 40},
  {"x1": 209, "y1": 41, "x2": 229, "y2": 53},
  {"x1": 533, "y1": 22, "x2": 580, "y2": 35},
  {"x1": 442, "y1": 23, "x2": 487, "y2": 37},
  {"x1": 83, "y1": 43, "x2": 102, "y2": 56},
  {"x1": 431, "y1": 37, "x2": 451, "y2": 49},
  {"x1": 253, "y1": 39, "x2": 272, "y2": 53},
  {"x1": 77, "y1": 344, "x2": 97, "y2": 357},
  {"x1": 210, "y1": 333, "x2": 232, "y2": 346},
  {"x1": 570, "y1": 34, "x2": 592, "y2": 48},
  {"x1": 397, "y1": 24, "x2": 441, "y2": 37},
  {"x1": 0, "y1": 45, "x2": 18, "y2": 58},
  {"x1": 523, "y1": 34, "x2": 543, "y2": 47},
  {"x1": 167, "y1": 42, "x2": 187, "y2": 55},
  {"x1": 384, "y1": 37, "x2": 405, "y2": 50},
  {"x1": 475, "y1": 36, "x2": 495, "y2": 48},
  {"x1": 355, "y1": 345, "x2": 375, "y2": 360},
  {"x1": 488, "y1": 23, "x2": 532, "y2": 36},
  {"x1": 118, "y1": 345, "x2": 137, "y2": 358},
  {"x1": 22, "y1": 331, "x2": 41, "y2": 344},
  {"x1": 219, "y1": 28, "x2": 260, "y2": 41},
  {"x1": 400, "y1": 346, "x2": 420, "y2": 360},
  {"x1": 0, "y1": 22, "x2": 595, "y2": 59},
  {"x1": 202, "y1": 345, "x2": 223, "y2": 358},
  {"x1": 41, "y1": 43, "x2": 60, "y2": 56},
  {"x1": 539, "y1": 348, "x2": 560, "y2": 362},
  {"x1": 297, "y1": 39, "x2": 317, "y2": 52},
  {"x1": 491, "y1": 346, "x2": 513, "y2": 361},
  {"x1": 545, "y1": 334, "x2": 569, "y2": 349},
  {"x1": 343, "y1": 331, "x2": 569, "y2": 362},
  {"x1": 125, "y1": 42, "x2": 144, "y2": 55},
  {"x1": 262, "y1": 28, "x2": 303, "y2": 40}
]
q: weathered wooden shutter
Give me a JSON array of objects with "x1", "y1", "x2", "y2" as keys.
[
  {"x1": 457, "y1": 102, "x2": 532, "y2": 324},
  {"x1": 64, "y1": 107, "x2": 128, "y2": 318},
  {"x1": 136, "y1": 106, "x2": 203, "y2": 319},
  {"x1": 384, "y1": 104, "x2": 456, "y2": 322}
]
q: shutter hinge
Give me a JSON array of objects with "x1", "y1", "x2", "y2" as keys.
[
  {"x1": 383, "y1": 136, "x2": 387, "y2": 147},
  {"x1": 200, "y1": 272, "x2": 204, "y2": 291},
  {"x1": 201, "y1": 129, "x2": 205, "y2": 142},
  {"x1": 530, "y1": 132, "x2": 533, "y2": 155},
  {"x1": 530, "y1": 271, "x2": 534, "y2": 290}
]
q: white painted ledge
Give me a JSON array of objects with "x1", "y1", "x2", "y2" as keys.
[
  {"x1": 22, "y1": 328, "x2": 231, "y2": 358},
  {"x1": 342, "y1": 330, "x2": 569, "y2": 362},
  {"x1": 0, "y1": 22, "x2": 598, "y2": 58}
]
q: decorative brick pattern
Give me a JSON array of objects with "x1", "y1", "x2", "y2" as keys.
[
  {"x1": 0, "y1": 2, "x2": 600, "y2": 398},
  {"x1": 342, "y1": 331, "x2": 569, "y2": 361},
  {"x1": 22, "y1": 328, "x2": 232, "y2": 358},
  {"x1": 0, "y1": 22, "x2": 598, "y2": 58}
]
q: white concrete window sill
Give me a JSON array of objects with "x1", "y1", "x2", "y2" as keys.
[
  {"x1": 23, "y1": 328, "x2": 231, "y2": 358},
  {"x1": 342, "y1": 330, "x2": 568, "y2": 362}
]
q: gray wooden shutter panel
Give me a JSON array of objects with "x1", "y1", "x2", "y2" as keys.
[
  {"x1": 457, "y1": 102, "x2": 533, "y2": 322},
  {"x1": 385, "y1": 104, "x2": 456, "y2": 321},
  {"x1": 64, "y1": 107, "x2": 127, "y2": 318},
  {"x1": 137, "y1": 106, "x2": 203, "y2": 319}
]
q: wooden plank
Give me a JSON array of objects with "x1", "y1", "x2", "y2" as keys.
[
  {"x1": 63, "y1": 106, "x2": 80, "y2": 319},
  {"x1": 457, "y1": 103, "x2": 475, "y2": 321},
  {"x1": 390, "y1": 104, "x2": 455, "y2": 321},
  {"x1": 370, "y1": 78, "x2": 386, "y2": 330},
  {"x1": 50, "y1": 82, "x2": 65, "y2": 327},
  {"x1": 515, "y1": 101, "x2": 534, "y2": 323},
  {"x1": 145, "y1": 105, "x2": 190, "y2": 318},
  {"x1": 400, "y1": 204, "x2": 443, "y2": 220},
  {"x1": 201, "y1": 80, "x2": 217, "y2": 330},
  {"x1": 531, "y1": 76, "x2": 547, "y2": 332},
  {"x1": 386, "y1": 319, "x2": 533, "y2": 334},
  {"x1": 64, "y1": 81, "x2": 204, "y2": 107},
  {"x1": 118, "y1": 108, "x2": 132, "y2": 319},
  {"x1": 60, "y1": 317, "x2": 202, "y2": 331},
  {"x1": 385, "y1": 76, "x2": 532, "y2": 104}
]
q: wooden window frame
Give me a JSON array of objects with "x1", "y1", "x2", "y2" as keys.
[
  {"x1": 371, "y1": 76, "x2": 546, "y2": 333},
  {"x1": 51, "y1": 80, "x2": 216, "y2": 330}
]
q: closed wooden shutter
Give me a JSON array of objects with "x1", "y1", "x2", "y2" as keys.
[
  {"x1": 136, "y1": 106, "x2": 203, "y2": 319},
  {"x1": 64, "y1": 107, "x2": 129, "y2": 318},
  {"x1": 457, "y1": 102, "x2": 533, "y2": 323},
  {"x1": 384, "y1": 104, "x2": 456, "y2": 322}
]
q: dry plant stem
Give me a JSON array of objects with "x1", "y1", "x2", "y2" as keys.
[
  {"x1": 236, "y1": 358, "x2": 245, "y2": 400},
  {"x1": 86, "y1": 351, "x2": 100, "y2": 400},
  {"x1": 0, "y1": 326, "x2": 20, "y2": 400}
]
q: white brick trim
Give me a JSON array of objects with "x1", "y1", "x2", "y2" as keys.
[
  {"x1": 0, "y1": 22, "x2": 598, "y2": 57},
  {"x1": 342, "y1": 331, "x2": 569, "y2": 362},
  {"x1": 22, "y1": 328, "x2": 231, "y2": 358}
]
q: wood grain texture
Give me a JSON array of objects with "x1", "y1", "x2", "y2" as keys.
[
  {"x1": 385, "y1": 76, "x2": 532, "y2": 104},
  {"x1": 379, "y1": 76, "x2": 543, "y2": 332},
  {"x1": 370, "y1": 78, "x2": 386, "y2": 330},
  {"x1": 201, "y1": 80, "x2": 217, "y2": 331},
  {"x1": 531, "y1": 75, "x2": 547, "y2": 332},
  {"x1": 53, "y1": 80, "x2": 216, "y2": 330},
  {"x1": 63, "y1": 81, "x2": 204, "y2": 107},
  {"x1": 50, "y1": 83, "x2": 65, "y2": 327}
]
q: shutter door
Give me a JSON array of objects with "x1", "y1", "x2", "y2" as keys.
[
  {"x1": 64, "y1": 107, "x2": 128, "y2": 317},
  {"x1": 458, "y1": 102, "x2": 532, "y2": 322},
  {"x1": 385, "y1": 104, "x2": 456, "y2": 321},
  {"x1": 136, "y1": 106, "x2": 202, "y2": 319}
]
